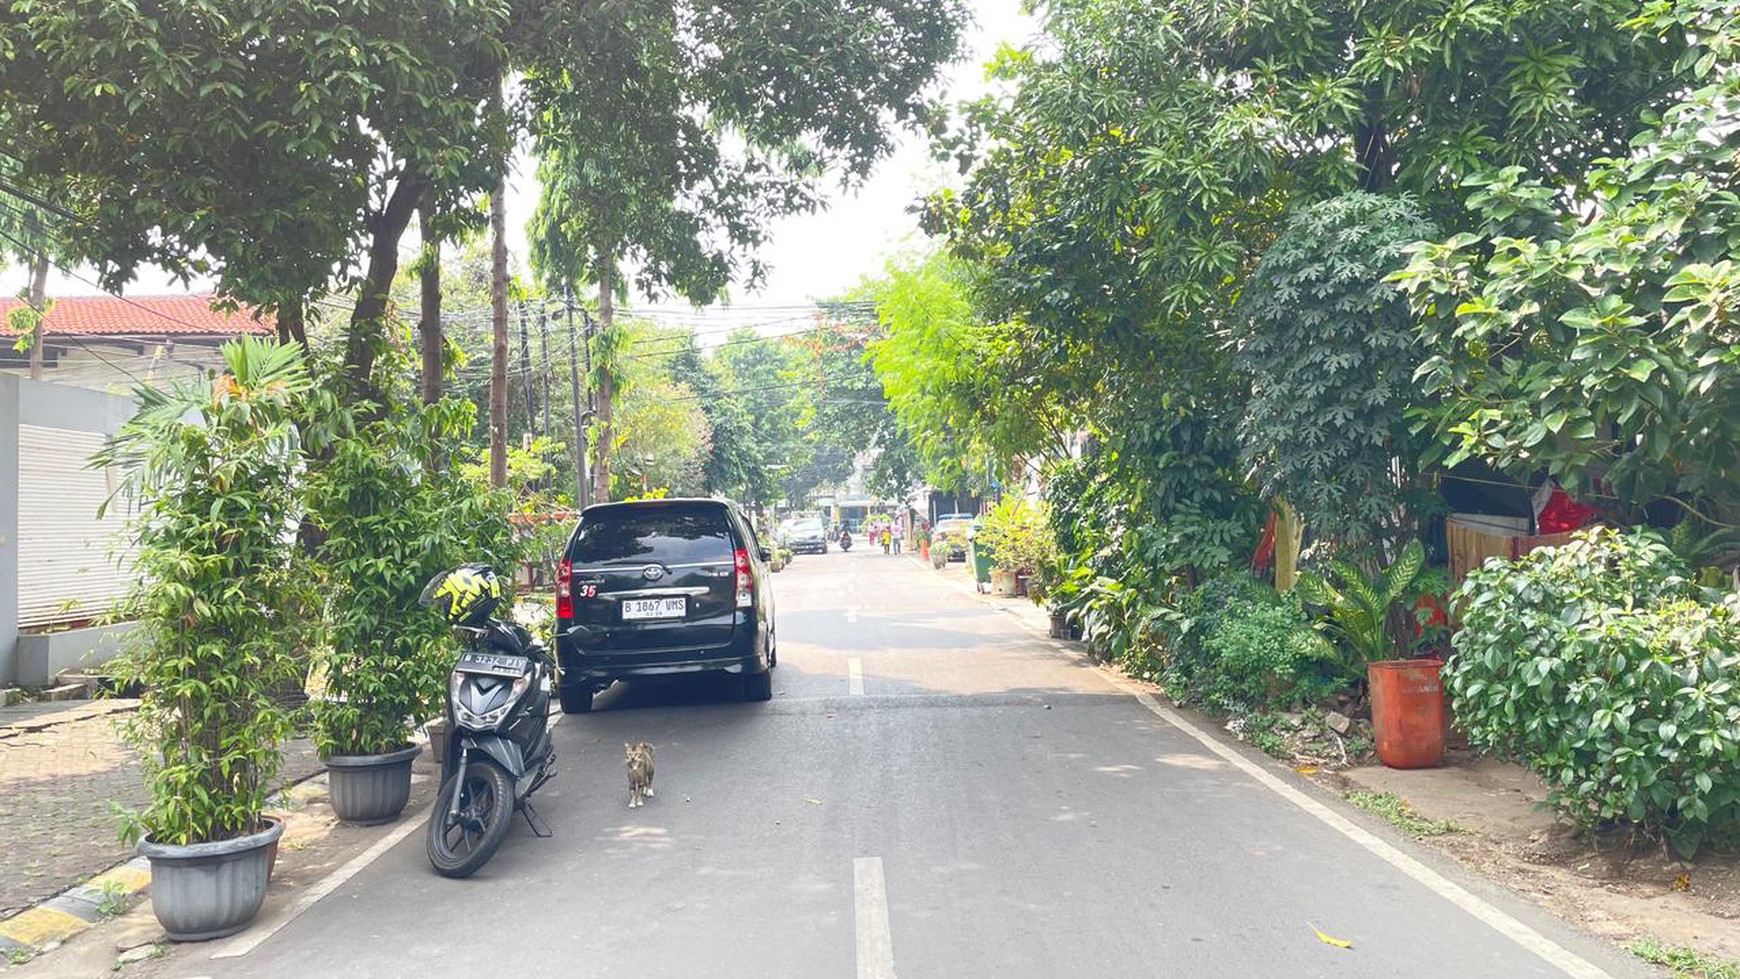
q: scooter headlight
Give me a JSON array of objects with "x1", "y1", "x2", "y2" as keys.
[{"x1": 451, "y1": 671, "x2": 532, "y2": 730}]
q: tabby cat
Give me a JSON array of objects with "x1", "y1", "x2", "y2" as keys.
[{"x1": 625, "y1": 742, "x2": 655, "y2": 808}]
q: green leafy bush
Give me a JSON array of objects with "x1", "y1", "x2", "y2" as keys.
[
  {"x1": 977, "y1": 496, "x2": 1052, "y2": 577},
  {"x1": 1449, "y1": 528, "x2": 1740, "y2": 856},
  {"x1": 1198, "y1": 597, "x2": 1339, "y2": 711},
  {"x1": 99, "y1": 337, "x2": 310, "y2": 845},
  {"x1": 307, "y1": 348, "x2": 522, "y2": 758}
]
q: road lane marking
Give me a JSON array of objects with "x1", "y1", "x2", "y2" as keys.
[
  {"x1": 209, "y1": 812, "x2": 427, "y2": 959},
  {"x1": 1096, "y1": 670, "x2": 1618, "y2": 979},
  {"x1": 848, "y1": 658, "x2": 865, "y2": 696},
  {"x1": 854, "y1": 857, "x2": 896, "y2": 979},
  {"x1": 846, "y1": 607, "x2": 859, "y2": 623}
]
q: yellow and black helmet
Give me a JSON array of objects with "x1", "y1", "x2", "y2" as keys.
[{"x1": 419, "y1": 564, "x2": 505, "y2": 627}]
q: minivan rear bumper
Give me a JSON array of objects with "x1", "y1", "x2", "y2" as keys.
[{"x1": 555, "y1": 623, "x2": 766, "y2": 688}]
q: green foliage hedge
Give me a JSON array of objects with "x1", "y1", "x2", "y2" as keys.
[{"x1": 1448, "y1": 528, "x2": 1740, "y2": 856}]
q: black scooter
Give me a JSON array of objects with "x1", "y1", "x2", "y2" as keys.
[{"x1": 426, "y1": 618, "x2": 557, "y2": 878}]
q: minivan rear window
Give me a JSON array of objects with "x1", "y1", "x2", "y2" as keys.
[{"x1": 574, "y1": 505, "x2": 736, "y2": 566}]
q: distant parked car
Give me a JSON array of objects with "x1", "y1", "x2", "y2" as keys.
[
  {"x1": 555, "y1": 498, "x2": 776, "y2": 712},
  {"x1": 785, "y1": 519, "x2": 830, "y2": 555},
  {"x1": 931, "y1": 514, "x2": 975, "y2": 562}
]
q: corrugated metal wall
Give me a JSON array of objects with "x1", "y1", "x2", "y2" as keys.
[{"x1": 15, "y1": 425, "x2": 135, "y2": 628}]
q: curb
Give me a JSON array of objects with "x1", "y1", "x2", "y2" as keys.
[
  {"x1": 0, "y1": 858, "x2": 151, "y2": 960},
  {"x1": 0, "y1": 771, "x2": 333, "y2": 965}
]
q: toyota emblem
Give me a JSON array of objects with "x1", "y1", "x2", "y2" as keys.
[{"x1": 641, "y1": 565, "x2": 665, "y2": 581}]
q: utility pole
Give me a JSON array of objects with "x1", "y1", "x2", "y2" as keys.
[
  {"x1": 517, "y1": 300, "x2": 537, "y2": 435},
  {"x1": 591, "y1": 257, "x2": 616, "y2": 505},
  {"x1": 564, "y1": 290, "x2": 590, "y2": 509},
  {"x1": 538, "y1": 305, "x2": 552, "y2": 439}
]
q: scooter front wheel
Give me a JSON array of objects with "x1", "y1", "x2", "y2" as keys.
[{"x1": 426, "y1": 758, "x2": 514, "y2": 878}]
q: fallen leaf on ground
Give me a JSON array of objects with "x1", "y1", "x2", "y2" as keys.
[
  {"x1": 1311, "y1": 925, "x2": 1352, "y2": 949},
  {"x1": 1295, "y1": 766, "x2": 1319, "y2": 775},
  {"x1": 1671, "y1": 872, "x2": 1691, "y2": 892},
  {"x1": 805, "y1": 798, "x2": 823, "y2": 805}
]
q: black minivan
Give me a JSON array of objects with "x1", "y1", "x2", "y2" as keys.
[{"x1": 554, "y1": 498, "x2": 776, "y2": 713}]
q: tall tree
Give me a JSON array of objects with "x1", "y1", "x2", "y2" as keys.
[
  {"x1": 489, "y1": 181, "x2": 510, "y2": 489},
  {"x1": 0, "y1": 164, "x2": 59, "y2": 379},
  {"x1": 527, "y1": 0, "x2": 968, "y2": 501},
  {"x1": 417, "y1": 204, "x2": 443, "y2": 406},
  {"x1": 929, "y1": 0, "x2": 1695, "y2": 424},
  {"x1": 0, "y1": 0, "x2": 510, "y2": 395}
]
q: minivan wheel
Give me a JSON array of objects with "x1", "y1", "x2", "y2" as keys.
[
  {"x1": 558, "y1": 684, "x2": 595, "y2": 714},
  {"x1": 743, "y1": 669, "x2": 773, "y2": 702}
]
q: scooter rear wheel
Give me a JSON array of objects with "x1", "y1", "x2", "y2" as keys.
[{"x1": 427, "y1": 758, "x2": 514, "y2": 878}]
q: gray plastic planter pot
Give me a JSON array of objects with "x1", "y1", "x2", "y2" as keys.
[
  {"x1": 325, "y1": 744, "x2": 421, "y2": 825},
  {"x1": 138, "y1": 817, "x2": 284, "y2": 941}
]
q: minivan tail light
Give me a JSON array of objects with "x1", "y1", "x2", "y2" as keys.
[
  {"x1": 733, "y1": 548, "x2": 753, "y2": 608},
  {"x1": 557, "y1": 558, "x2": 573, "y2": 619}
]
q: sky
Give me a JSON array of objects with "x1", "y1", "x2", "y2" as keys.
[{"x1": 21, "y1": 1, "x2": 1038, "y2": 318}]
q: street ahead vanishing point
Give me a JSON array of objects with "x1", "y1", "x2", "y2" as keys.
[{"x1": 157, "y1": 549, "x2": 1650, "y2": 979}]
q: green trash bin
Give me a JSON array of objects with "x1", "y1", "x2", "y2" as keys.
[{"x1": 969, "y1": 537, "x2": 995, "y2": 592}]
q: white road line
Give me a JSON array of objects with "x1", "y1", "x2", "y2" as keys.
[
  {"x1": 209, "y1": 812, "x2": 427, "y2": 959},
  {"x1": 853, "y1": 856, "x2": 897, "y2": 979},
  {"x1": 848, "y1": 657, "x2": 865, "y2": 696},
  {"x1": 1095, "y1": 669, "x2": 1617, "y2": 979}
]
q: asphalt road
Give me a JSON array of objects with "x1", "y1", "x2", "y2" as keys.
[{"x1": 174, "y1": 547, "x2": 1652, "y2": 979}]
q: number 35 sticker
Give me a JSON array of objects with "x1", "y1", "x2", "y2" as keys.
[{"x1": 578, "y1": 583, "x2": 599, "y2": 599}]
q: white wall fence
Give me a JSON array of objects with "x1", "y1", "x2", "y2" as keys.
[{"x1": 0, "y1": 374, "x2": 138, "y2": 686}]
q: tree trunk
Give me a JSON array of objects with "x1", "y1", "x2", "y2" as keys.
[
  {"x1": 26, "y1": 253, "x2": 47, "y2": 381},
  {"x1": 275, "y1": 298, "x2": 307, "y2": 348},
  {"x1": 488, "y1": 180, "x2": 509, "y2": 490},
  {"x1": 418, "y1": 202, "x2": 443, "y2": 406},
  {"x1": 591, "y1": 258, "x2": 616, "y2": 504},
  {"x1": 344, "y1": 174, "x2": 428, "y2": 401}
]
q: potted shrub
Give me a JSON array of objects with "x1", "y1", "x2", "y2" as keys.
[
  {"x1": 1296, "y1": 540, "x2": 1438, "y2": 768},
  {"x1": 100, "y1": 338, "x2": 308, "y2": 940},
  {"x1": 307, "y1": 361, "x2": 521, "y2": 824},
  {"x1": 978, "y1": 498, "x2": 1052, "y2": 599}
]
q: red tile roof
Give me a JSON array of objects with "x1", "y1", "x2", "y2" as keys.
[{"x1": 0, "y1": 295, "x2": 274, "y2": 337}]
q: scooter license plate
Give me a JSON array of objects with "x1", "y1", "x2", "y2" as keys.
[{"x1": 455, "y1": 651, "x2": 528, "y2": 677}]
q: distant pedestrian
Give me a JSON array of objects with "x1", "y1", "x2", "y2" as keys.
[{"x1": 891, "y1": 523, "x2": 904, "y2": 555}]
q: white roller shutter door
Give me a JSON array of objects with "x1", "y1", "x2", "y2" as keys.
[{"x1": 15, "y1": 425, "x2": 136, "y2": 628}]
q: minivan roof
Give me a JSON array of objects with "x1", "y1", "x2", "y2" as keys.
[{"x1": 581, "y1": 497, "x2": 734, "y2": 514}]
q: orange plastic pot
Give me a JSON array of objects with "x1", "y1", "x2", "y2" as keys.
[{"x1": 1367, "y1": 659, "x2": 1446, "y2": 769}]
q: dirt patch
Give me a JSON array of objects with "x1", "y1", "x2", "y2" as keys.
[{"x1": 1329, "y1": 750, "x2": 1740, "y2": 962}]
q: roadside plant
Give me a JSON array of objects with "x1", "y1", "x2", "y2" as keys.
[
  {"x1": 977, "y1": 496, "x2": 1052, "y2": 577},
  {"x1": 1448, "y1": 528, "x2": 1740, "y2": 856},
  {"x1": 99, "y1": 337, "x2": 310, "y2": 845},
  {"x1": 1234, "y1": 193, "x2": 1437, "y2": 553},
  {"x1": 1198, "y1": 596, "x2": 1338, "y2": 712},
  {"x1": 1295, "y1": 539, "x2": 1427, "y2": 681},
  {"x1": 306, "y1": 345, "x2": 522, "y2": 758}
]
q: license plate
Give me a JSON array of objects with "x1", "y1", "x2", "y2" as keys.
[
  {"x1": 622, "y1": 597, "x2": 687, "y2": 621},
  {"x1": 455, "y1": 651, "x2": 528, "y2": 677}
]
